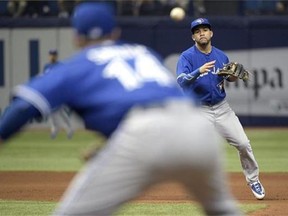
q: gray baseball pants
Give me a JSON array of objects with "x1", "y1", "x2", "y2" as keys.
[
  {"x1": 200, "y1": 99, "x2": 260, "y2": 183},
  {"x1": 53, "y1": 100, "x2": 241, "y2": 216}
]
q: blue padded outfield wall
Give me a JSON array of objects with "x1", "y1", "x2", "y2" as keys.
[{"x1": 0, "y1": 16, "x2": 288, "y2": 127}]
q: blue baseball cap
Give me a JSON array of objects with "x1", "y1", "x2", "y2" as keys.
[
  {"x1": 190, "y1": 18, "x2": 211, "y2": 33},
  {"x1": 49, "y1": 49, "x2": 58, "y2": 55},
  {"x1": 72, "y1": 2, "x2": 116, "y2": 40}
]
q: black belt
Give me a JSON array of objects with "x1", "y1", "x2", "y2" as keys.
[{"x1": 201, "y1": 102, "x2": 214, "y2": 107}]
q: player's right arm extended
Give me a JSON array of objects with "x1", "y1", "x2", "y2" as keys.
[
  {"x1": 176, "y1": 69, "x2": 201, "y2": 87},
  {"x1": 0, "y1": 98, "x2": 41, "y2": 141}
]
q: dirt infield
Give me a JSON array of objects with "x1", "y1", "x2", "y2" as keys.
[{"x1": 0, "y1": 172, "x2": 287, "y2": 215}]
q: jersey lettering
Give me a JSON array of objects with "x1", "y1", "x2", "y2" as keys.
[{"x1": 103, "y1": 54, "x2": 173, "y2": 91}]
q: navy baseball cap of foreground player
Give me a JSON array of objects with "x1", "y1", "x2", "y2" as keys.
[
  {"x1": 72, "y1": 2, "x2": 116, "y2": 40},
  {"x1": 190, "y1": 18, "x2": 212, "y2": 33}
]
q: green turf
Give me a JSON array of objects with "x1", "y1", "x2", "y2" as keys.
[
  {"x1": 0, "y1": 128, "x2": 285, "y2": 215},
  {"x1": 0, "y1": 200, "x2": 55, "y2": 216},
  {"x1": 116, "y1": 202, "x2": 267, "y2": 216},
  {"x1": 0, "y1": 128, "x2": 287, "y2": 172},
  {"x1": 224, "y1": 128, "x2": 288, "y2": 172},
  {"x1": 0, "y1": 130, "x2": 98, "y2": 171},
  {"x1": 0, "y1": 200, "x2": 266, "y2": 216},
  {"x1": 116, "y1": 202, "x2": 206, "y2": 216}
]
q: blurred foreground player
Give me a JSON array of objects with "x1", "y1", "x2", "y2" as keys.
[{"x1": 0, "y1": 3, "x2": 242, "y2": 216}]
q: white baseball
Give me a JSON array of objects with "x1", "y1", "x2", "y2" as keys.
[{"x1": 170, "y1": 7, "x2": 185, "y2": 21}]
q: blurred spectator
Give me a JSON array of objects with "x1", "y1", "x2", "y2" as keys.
[
  {"x1": 158, "y1": 0, "x2": 189, "y2": 15},
  {"x1": 158, "y1": 0, "x2": 206, "y2": 16},
  {"x1": 7, "y1": 0, "x2": 27, "y2": 17},
  {"x1": 117, "y1": 0, "x2": 163, "y2": 16},
  {"x1": 136, "y1": 0, "x2": 163, "y2": 16},
  {"x1": 243, "y1": 0, "x2": 287, "y2": 15},
  {"x1": 4, "y1": 0, "x2": 287, "y2": 17},
  {"x1": 58, "y1": 0, "x2": 117, "y2": 17},
  {"x1": 25, "y1": 1, "x2": 55, "y2": 17},
  {"x1": 275, "y1": 1, "x2": 288, "y2": 14},
  {"x1": 7, "y1": 0, "x2": 57, "y2": 17},
  {"x1": 57, "y1": 0, "x2": 82, "y2": 18},
  {"x1": 116, "y1": 0, "x2": 133, "y2": 15},
  {"x1": 204, "y1": 0, "x2": 239, "y2": 16},
  {"x1": 192, "y1": 0, "x2": 206, "y2": 16}
]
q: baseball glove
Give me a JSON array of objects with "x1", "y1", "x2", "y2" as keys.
[{"x1": 217, "y1": 62, "x2": 249, "y2": 81}]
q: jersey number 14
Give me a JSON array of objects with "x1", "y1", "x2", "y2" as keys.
[{"x1": 103, "y1": 54, "x2": 173, "y2": 91}]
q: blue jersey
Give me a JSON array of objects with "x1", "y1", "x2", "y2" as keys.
[
  {"x1": 13, "y1": 41, "x2": 185, "y2": 137},
  {"x1": 176, "y1": 45, "x2": 229, "y2": 105}
]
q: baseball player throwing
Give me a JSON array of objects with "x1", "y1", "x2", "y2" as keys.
[
  {"x1": 176, "y1": 18, "x2": 265, "y2": 200},
  {"x1": 0, "y1": 4, "x2": 242, "y2": 216}
]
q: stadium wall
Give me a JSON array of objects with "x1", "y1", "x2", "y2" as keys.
[{"x1": 0, "y1": 16, "x2": 288, "y2": 126}]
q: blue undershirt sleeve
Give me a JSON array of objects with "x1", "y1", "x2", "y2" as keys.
[{"x1": 0, "y1": 98, "x2": 41, "y2": 141}]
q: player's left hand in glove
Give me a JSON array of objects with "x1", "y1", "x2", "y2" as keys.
[{"x1": 217, "y1": 62, "x2": 249, "y2": 81}]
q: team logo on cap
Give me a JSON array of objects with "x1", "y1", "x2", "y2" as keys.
[{"x1": 195, "y1": 18, "x2": 205, "y2": 24}]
